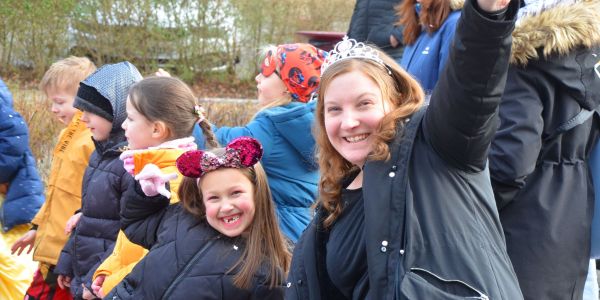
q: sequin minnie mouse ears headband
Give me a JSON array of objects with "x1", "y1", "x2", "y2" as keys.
[{"x1": 176, "y1": 136, "x2": 263, "y2": 178}]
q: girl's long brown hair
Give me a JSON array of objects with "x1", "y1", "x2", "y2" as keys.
[
  {"x1": 397, "y1": 0, "x2": 453, "y2": 45},
  {"x1": 128, "y1": 76, "x2": 218, "y2": 148},
  {"x1": 177, "y1": 156, "x2": 290, "y2": 289},
  {"x1": 315, "y1": 51, "x2": 424, "y2": 228}
]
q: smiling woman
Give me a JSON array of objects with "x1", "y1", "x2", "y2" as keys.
[
  {"x1": 286, "y1": 0, "x2": 524, "y2": 299},
  {"x1": 323, "y1": 70, "x2": 393, "y2": 169}
]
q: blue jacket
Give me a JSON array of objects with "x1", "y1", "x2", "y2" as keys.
[
  {"x1": 400, "y1": 10, "x2": 461, "y2": 94},
  {"x1": 198, "y1": 101, "x2": 318, "y2": 242},
  {"x1": 0, "y1": 78, "x2": 44, "y2": 232}
]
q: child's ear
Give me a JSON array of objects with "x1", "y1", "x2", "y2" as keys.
[{"x1": 151, "y1": 121, "x2": 169, "y2": 140}]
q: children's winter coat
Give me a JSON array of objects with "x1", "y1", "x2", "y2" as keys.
[
  {"x1": 106, "y1": 182, "x2": 285, "y2": 299},
  {"x1": 93, "y1": 144, "x2": 189, "y2": 295},
  {"x1": 54, "y1": 62, "x2": 142, "y2": 298},
  {"x1": 0, "y1": 78, "x2": 44, "y2": 232},
  {"x1": 0, "y1": 77, "x2": 44, "y2": 299},
  {"x1": 31, "y1": 110, "x2": 94, "y2": 265}
]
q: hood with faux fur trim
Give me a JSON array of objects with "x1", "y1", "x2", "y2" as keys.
[
  {"x1": 450, "y1": 0, "x2": 465, "y2": 10},
  {"x1": 511, "y1": 0, "x2": 600, "y2": 65}
]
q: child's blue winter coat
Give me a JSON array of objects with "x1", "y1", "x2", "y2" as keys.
[{"x1": 0, "y1": 78, "x2": 44, "y2": 232}]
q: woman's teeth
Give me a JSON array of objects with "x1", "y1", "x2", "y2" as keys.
[{"x1": 345, "y1": 134, "x2": 368, "y2": 143}]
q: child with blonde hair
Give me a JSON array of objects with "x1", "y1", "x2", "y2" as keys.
[
  {"x1": 106, "y1": 137, "x2": 289, "y2": 299},
  {"x1": 88, "y1": 76, "x2": 218, "y2": 298},
  {"x1": 11, "y1": 56, "x2": 96, "y2": 300}
]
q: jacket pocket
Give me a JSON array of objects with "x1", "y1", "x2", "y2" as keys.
[{"x1": 398, "y1": 267, "x2": 489, "y2": 299}]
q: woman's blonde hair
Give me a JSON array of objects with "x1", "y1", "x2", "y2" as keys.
[
  {"x1": 177, "y1": 152, "x2": 290, "y2": 289},
  {"x1": 315, "y1": 50, "x2": 424, "y2": 228},
  {"x1": 128, "y1": 76, "x2": 218, "y2": 148}
]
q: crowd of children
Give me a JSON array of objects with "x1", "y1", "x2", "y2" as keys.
[
  {"x1": 3, "y1": 40, "x2": 323, "y2": 299},
  {"x1": 2, "y1": 0, "x2": 599, "y2": 299}
]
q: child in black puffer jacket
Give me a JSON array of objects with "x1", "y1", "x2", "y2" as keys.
[{"x1": 54, "y1": 62, "x2": 142, "y2": 299}]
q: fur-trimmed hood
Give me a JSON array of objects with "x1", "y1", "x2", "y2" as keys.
[
  {"x1": 450, "y1": 0, "x2": 465, "y2": 10},
  {"x1": 511, "y1": 0, "x2": 600, "y2": 65}
]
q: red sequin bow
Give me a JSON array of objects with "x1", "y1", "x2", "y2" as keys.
[{"x1": 176, "y1": 137, "x2": 263, "y2": 178}]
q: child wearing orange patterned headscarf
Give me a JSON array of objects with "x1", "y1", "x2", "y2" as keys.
[{"x1": 196, "y1": 43, "x2": 327, "y2": 243}]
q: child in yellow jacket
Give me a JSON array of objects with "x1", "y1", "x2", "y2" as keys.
[
  {"x1": 90, "y1": 76, "x2": 218, "y2": 298},
  {"x1": 11, "y1": 57, "x2": 96, "y2": 300}
]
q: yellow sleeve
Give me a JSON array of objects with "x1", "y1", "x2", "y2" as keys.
[
  {"x1": 93, "y1": 231, "x2": 147, "y2": 292},
  {"x1": 100, "y1": 258, "x2": 146, "y2": 294},
  {"x1": 30, "y1": 200, "x2": 48, "y2": 225}
]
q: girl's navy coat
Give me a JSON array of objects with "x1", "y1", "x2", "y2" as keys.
[
  {"x1": 0, "y1": 78, "x2": 44, "y2": 232},
  {"x1": 286, "y1": 1, "x2": 523, "y2": 299},
  {"x1": 106, "y1": 183, "x2": 285, "y2": 299}
]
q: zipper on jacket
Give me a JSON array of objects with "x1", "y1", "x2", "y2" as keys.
[
  {"x1": 410, "y1": 267, "x2": 489, "y2": 300},
  {"x1": 162, "y1": 239, "x2": 217, "y2": 298}
]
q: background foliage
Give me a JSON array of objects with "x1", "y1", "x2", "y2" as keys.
[
  {"x1": 0, "y1": 0, "x2": 354, "y2": 82},
  {"x1": 10, "y1": 85, "x2": 258, "y2": 182}
]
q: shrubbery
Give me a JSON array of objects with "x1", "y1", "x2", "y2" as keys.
[{"x1": 0, "y1": 0, "x2": 354, "y2": 81}]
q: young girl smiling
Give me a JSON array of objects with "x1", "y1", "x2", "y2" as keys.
[{"x1": 106, "y1": 137, "x2": 289, "y2": 299}]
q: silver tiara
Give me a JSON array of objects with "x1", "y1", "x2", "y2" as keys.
[{"x1": 321, "y1": 36, "x2": 385, "y2": 75}]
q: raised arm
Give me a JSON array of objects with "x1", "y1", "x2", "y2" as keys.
[
  {"x1": 424, "y1": 0, "x2": 518, "y2": 172},
  {"x1": 478, "y1": 0, "x2": 511, "y2": 12}
]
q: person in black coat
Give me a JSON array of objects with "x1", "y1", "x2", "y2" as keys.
[
  {"x1": 489, "y1": 1, "x2": 600, "y2": 299},
  {"x1": 286, "y1": 0, "x2": 523, "y2": 299},
  {"x1": 106, "y1": 137, "x2": 290, "y2": 299},
  {"x1": 347, "y1": 0, "x2": 405, "y2": 61}
]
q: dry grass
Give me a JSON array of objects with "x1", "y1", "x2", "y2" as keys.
[
  {"x1": 11, "y1": 88, "x2": 61, "y2": 183},
  {"x1": 10, "y1": 86, "x2": 257, "y2": 185}
]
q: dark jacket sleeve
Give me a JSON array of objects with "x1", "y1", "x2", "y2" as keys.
[
  {"x1": 489, "y1": 66, "x2": 544, "y2": 208},
  {"x1": 423, "y1": 0, "x2": 519, "y2": 172},
  {"x1": 367, "y1": 23, "x2": 401, "y2": 50},
  {"x1": 120, "y1": 180, "x2": 170, "y2": 249},
  {"x1": 54, "y1": 233, "x2": 75, "y2": 277},
  {"x1": 348, "y1": 0, "x2": 403, "y2": 50}
]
